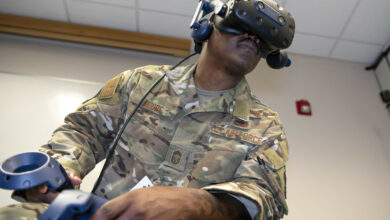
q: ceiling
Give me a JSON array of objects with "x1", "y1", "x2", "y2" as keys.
[{"x1": 0, "y1": 0, "x2": 389, "y2": 64}]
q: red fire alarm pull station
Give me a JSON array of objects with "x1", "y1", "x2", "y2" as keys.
[{"x1": 296, "y1": 100, "x2": 312, "y2": 116}]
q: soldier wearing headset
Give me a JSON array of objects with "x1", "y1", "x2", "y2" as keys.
[{"x1": 0, "y1": 0, "x2": 294, "y2": 219}]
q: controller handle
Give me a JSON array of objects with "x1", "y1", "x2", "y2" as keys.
[{"x1": 39, "y1": 190, "x2": 107, "y2": 220}]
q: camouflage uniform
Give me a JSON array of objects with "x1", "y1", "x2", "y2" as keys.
[{"x1": 0, "y1": 65, "x2": 289, "y2": 220}]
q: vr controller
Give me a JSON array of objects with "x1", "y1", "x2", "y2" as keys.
[
  {"x1": 191, "y1": 0, "x2": 295, "y2": 69},
  {"x1": 0, "y1": 152, "x2": 107, "y2": 220}
]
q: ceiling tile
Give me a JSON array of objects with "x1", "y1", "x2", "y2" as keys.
[
  {"x1": 285, "y1": 0, "x2": 359, "y2": 37},
  {"x1": 342, "y1": 0, "x2": 390, "y2": 45},
  {"x1": 74, "y1": 0, "x2": 135, "y2": 7},
  {"x1": 139, "y1": 0, "x2": 198, "y2": 16},
  {"x1": 66, "y1": 0, "x2": 137, "y2": 31},
  {"x1": 0, "y1": 0, "x2": 67, "y2": 21},
  {"x1": 330, "y1": 40, "x2": 383, "y2": 64},
  {"x1": 139, "y1": 10, "x2": 192, "y2": 39},
  {"x1": 287, "y1": 33, "x2": 336, "y2": 57}
]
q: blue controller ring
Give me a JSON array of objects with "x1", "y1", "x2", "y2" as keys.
[
  {"x1": 0, "y1": 152, "x2": 107, "y2": 220},
  {"x1": 0, "y1": 152, "x2": 73, "y2": 191}
]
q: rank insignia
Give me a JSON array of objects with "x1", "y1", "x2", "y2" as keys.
[
  {"x1": 232, "y1": 118, "x2": 250, "y2": 129},
  {"x1": 162, "y1": 145, "x2": 189, "y2": 172},
  {"x1": 171, "y1": 150, "x2": 182, "y2": 165}
]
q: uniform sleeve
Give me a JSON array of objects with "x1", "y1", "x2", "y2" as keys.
[
  {"x1": 39, "y1": 70, "x2": 138, "y2": 178},
  {"x1": 203, "y1": 114, "x2": 289, "y2": 220}
]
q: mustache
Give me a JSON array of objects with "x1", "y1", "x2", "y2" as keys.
[{"x1": 237, "y1": 37, "x2": 261, "y2": 55}]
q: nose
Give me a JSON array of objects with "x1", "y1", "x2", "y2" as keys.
[{"x1": 243, "y1": 33, "x2": 260, "y2": 44}]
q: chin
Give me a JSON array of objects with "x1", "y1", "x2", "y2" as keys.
[
  {"x1": 226, "y1": 55, "x2": 259, "y2": 76},
  {"x1": 226, "y1": 63, "x2": 254, "y2": 77}
]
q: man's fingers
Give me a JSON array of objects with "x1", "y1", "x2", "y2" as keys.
[
  {"x1": 44, "y1": 191, "x2": 60, "y2": 203},
  {"x1": 25, "y1": 184, "x2": 47, "y2": 202},
  {"x1": 69, "y1": 174, "x2": 82, "y2": 185},
  {"x1": 36, "y1": 191, "x2": 60, "y2": 203},
  {"x1": 90, "y1": 196, "x2": 131, "y2": 220},
  {"x1": 37, "y1": 184, "x2": 48, "y2": 194},
  {"x1": 65, "y1": 168, "x2": 82, "y2": 185},
  {"x1": 25, "y1": 187, "x2": 38, "y2": 202},
  {"x1": 23, "y1": 168, "x2": 81, "y2": 204},
  {"x1": 25, "y1": 185, "x2": 60, "y2": 203}
]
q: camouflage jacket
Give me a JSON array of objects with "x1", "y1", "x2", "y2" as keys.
[{"x1": 40, "y1": 65, "x2": 289, "y2": 219}]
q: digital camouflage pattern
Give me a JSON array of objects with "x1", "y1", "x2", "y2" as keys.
[
  {"x1": 0, "y1": 203, "x2": 49, "y2": 220},
  {"x1": 1, "y1": 65, "x2": 289, "y2": 220}
]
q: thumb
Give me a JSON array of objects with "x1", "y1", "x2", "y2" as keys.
[
  {"x1": 69, "y1": 174, "x2": 82, "y2": 185},
  {"x1": 65, "y1": 168, "x2": 82, "y2": 186},
  {"x1": 37, "y1": 184, "x2": 49, "y2": 194}
]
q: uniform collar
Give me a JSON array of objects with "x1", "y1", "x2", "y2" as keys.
[{"x1": 167, "y1": 64, "x2": 252, "y2": 121}]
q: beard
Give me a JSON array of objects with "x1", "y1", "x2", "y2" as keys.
[
  {"x1": 224, "y1": 51, "x2": 261, "y2": 77},
  {"x1": 224, "y1": 38, "x2": 261, "y2": 77},
  {"x1": 204, "y1": 31, "x2": 262, "y2": 78}
]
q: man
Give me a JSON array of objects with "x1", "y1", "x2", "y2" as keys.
[{"x1": 0, "y1": 15, "x2": 289, "y2": 220}]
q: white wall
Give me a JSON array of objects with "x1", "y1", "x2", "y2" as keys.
[
  {"x1": 0, "y1": 33, "x2": 389, "y2": 219},
  {"x1": 247, "y1": 55, "x2": 390, "y2": 220},
  {"x1": 0, "y1": 33, "x2": 183, "y2": 83},
  {"x1": 0, "y1": 73, "x2": 104, "y2": 207}
]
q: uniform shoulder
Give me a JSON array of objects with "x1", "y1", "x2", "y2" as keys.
[
  {"x1": 165, "y1": 64, "x2": 195, "y2": 81},
  {"x1": 118, "y1": 65, "x2": 172, "y2": 84},
  {"x1": 250, "y1": 94, "x2": 277, "y2": 112},
  {"x1": 134, "y1": 65, "x2": 171, "y2": 78},
  {"x1": 248, "y1": 94, "x2": 281, "y2": 119},
  {"x1": 128, "y1": 64, "x2": 194, "y2": 81}
]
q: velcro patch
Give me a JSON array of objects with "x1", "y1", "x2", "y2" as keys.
[
  {"x1": 98, "y1": 75, "x2": 121, "y2": 99},
  {"x1": 162, "y1": 145, "x2": 189, "y2": 172},
  {"x1": 233, "y1": 100, "x2": 249, "y2": 121},
  {"x1": 232, "y1": 119, "x2": 249, "y2": 129},
  {"x1": 250, "y1": 109, "x2": 261, "y2": 115},
  {"x1": 142, "y1": 100, "x2": 165, "y2": 114}
]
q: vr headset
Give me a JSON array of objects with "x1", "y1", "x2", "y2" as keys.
[{"x1": 190, "y1": 0, "x2": 295, "y2": 69}]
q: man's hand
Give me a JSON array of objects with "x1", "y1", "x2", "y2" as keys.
[
  {"x1": 91, "y1": 186, "x2": 249, "y2": 220},
  {"x1": 24, "y1": 168, "x2": 82, "y2": 203}
]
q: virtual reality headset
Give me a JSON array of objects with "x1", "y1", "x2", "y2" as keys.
[{"x1": 191, "y1": 0, "x2": 295, "y2": 68}]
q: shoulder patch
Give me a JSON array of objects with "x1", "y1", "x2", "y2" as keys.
[
  {"x1": 233, "y1": 99, "x2": 249, "y2": 121},
  {"x1": 98, "y1": 75, "x2": 121, "y2": 99}
]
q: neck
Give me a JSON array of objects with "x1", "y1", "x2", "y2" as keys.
[{"x1": 195, "y1": 50, "x2": 243, "y2": 91}]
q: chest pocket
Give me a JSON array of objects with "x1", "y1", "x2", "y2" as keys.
[
  {"x1": 190, "y1": 142, "x2": 248, "y2": 184},
  {"x1": 124, "y1": 98, "x2": 180, "y2": 166}
]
